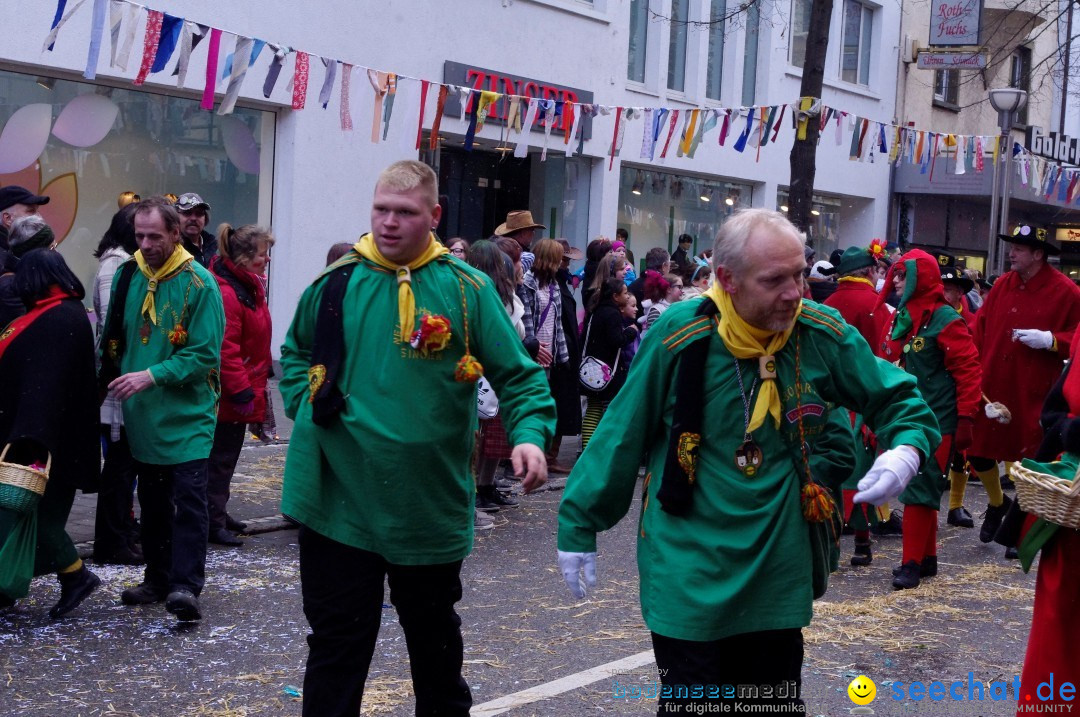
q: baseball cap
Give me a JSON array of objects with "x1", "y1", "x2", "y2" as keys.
[
  {"x1": 175, "y1": 192, "x2": 211, "y2": 213},
  {"x1": 0, "y1": 186, "x2": 50, "y2": 213}
]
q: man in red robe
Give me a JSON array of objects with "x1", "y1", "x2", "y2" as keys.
[{"x1": 970, "y1": 225, "x2": 1080, "y2": 548}]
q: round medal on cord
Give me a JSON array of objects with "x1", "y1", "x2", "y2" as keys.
[{"x1": 732, "y1": 358, "x2": 764, "y2": 477}]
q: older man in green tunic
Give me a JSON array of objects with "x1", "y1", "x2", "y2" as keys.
[
  {"x1": 557, "y1": 209, "x2": 939, "y2": 714},
  {"x1": 280, "y1": 160, "x2": 555, "y2": 717},
  {"x1": 102, "y1": 198, "x2": 224, "y2": 623}
]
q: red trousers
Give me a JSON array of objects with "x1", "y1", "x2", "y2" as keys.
[
  {"x1": 901, "y1": 436, "x2": 954, "y2": 565},
  {"x1": 1017, "y1": 529, "x2": 1080, "y2": 715}
]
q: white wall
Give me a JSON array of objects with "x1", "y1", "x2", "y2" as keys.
[{"x1": 1, "y1": 0, "x2": 902, "y2": 351}]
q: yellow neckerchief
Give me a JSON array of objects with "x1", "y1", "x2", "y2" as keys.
[
  {"x1": 354, "y1": 232, "x2": 448, "y2": 342},
  {"x1": 838, "y1": 276, "x2": 875, "y2": 287},
  {"x1": 703, "y1": 283, "x2": 802, "y2": 432},
  {"x1": 134, "y1": 245, "x2": 194, "y2": 325}
]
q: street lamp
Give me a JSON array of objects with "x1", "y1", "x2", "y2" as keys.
[{"x1": 986, "y1": 88, "x2": 1028, "y2": 276}]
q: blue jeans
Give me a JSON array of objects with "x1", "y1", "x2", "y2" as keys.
[{"x1": 136, "y1": 459, "x2": 209, "y2": 595}]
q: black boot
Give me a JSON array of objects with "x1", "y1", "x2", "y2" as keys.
[
  {"x1": 947, "y1": 507, "x2": 974, "y2": 528},
  {"x1": 850, "y1": 540, "x2": 873, "y2": 566},
  {"x1": 478, "y1": 485, "x2": 519, "y2": 509},
  {"x1": 872, "y1": 510, "x2": 904, "y2": 536},
  {"x1": 980, "y1": 495, "x2": 1013, "y2": 543},
  {"x1": 919, "y1": 555, "x2": 938, "y2": 577},
  {"x1": 225, "y1": 514, "x2": 247, "y2": 533},
  {"x1": 891, "y1": 555, "x2": 938, "y2": 578},
  {"x1": 891, "y1": 561, "x2": 921, "y2": 590},
  {"x1": 49, "y1": 565, "x2": 101, "y2": 619}
]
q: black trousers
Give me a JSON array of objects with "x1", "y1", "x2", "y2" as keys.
[
  {"x1": 298, "y1": 526, "x2": 472, "y2": 717},
  {"x1": 136, "y1": 459, "x2": 209, "y2": 596},
  {"x1": 206, "y1": 421, "x2": 247, "y2": 533},
  {"x1": 93, "y1": 426, "x2": 140, "y2": 557},
  {"x1": 651, "y1": 629, "x2": 805, "y2": 715}
]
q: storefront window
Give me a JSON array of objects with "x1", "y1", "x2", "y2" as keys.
[
  {"x1": 776, "y1": 190, "x2": 842, "y2": 258},
  {"x1": 617, "y1": 166, "x2": 752, "y2": 263},
  {"x1": 0, "y1": 70, "x2": 274, "y2": 306},
  {"x1": 427, "y1": 137, "x2": 590, "y2": 252}
]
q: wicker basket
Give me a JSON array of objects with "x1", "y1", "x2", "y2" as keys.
[
  {"x1": 0, "y1": 444, "x2": 50, "y2": 515},
  {"x1": 1009, "y1": 460, "x2": 1080, "y2": 530}
]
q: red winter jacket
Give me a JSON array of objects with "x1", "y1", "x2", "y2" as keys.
[{"x1": 212, "y1": 256, "x2": 272, "y2": 423}]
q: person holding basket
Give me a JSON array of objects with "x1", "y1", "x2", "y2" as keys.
[{"x1": 0, "y1": 250, "x2": 101, "y2": 618}]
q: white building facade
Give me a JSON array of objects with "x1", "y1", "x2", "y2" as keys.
[{"x1": 1, "y1": 0, "x2": 902, "y2": 353}]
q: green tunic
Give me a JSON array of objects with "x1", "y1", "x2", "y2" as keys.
[
  {"x1": 557, "y1": 299, "x2": 939, "y2": 641},
  {"x1": 898, "y1": 304, "x2": 961, "y2": 508},
  {"x1": 279, "y1": 256, "x2": 555, "y2": 566},
  {"x1": 106, "y1": 260, "x2": 224, "y2": 465}
]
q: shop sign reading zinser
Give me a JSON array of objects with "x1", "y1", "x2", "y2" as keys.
[{"x1": 442, "y1": 61, "x2": 593, "y2": 139}]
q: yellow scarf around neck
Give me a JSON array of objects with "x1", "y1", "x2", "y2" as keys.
[
  {"x1": 838, "y1": 276, "x2": 875, "y2": 287},
  {"x1": 134, "y1": 245, "x2": 194, "y2": 325},
  {"x1": 702, "y1": 283, "x2": 802, "y2": 432},
  {"x1": 354, "y1": 232, "x2": 448, "y2": 342}
]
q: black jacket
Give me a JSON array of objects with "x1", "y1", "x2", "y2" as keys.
[
  {"x1": 183, "y1": 229, "x2": 219, "y2": 268},
  {"x1": 0, "y1": 249, "x2": 21, "y2": 328},
  {"x1": 581, "y1": 301, "x2": 637, "y2": 400},
  {"x1": 0, "y1": 298, "x2": 100, "y2": 492},
  {"x1": 551, "y1": 271, "x2": 582, "y2": 435}
]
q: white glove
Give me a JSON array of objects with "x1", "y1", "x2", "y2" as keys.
[
  {"x1": 1013, "y1": 329, "x2": 1054, "y2": 350},
  {"x1": 557, "y1": 550, "x2": 597, "y2": 599},
  {"x1": 853, "y1": 446, "x2": 922, "y2": 506}
]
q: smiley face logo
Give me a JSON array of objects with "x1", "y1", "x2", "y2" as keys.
[{"x1": 848, "y1": 675, "x2": 876, "y2": 705}]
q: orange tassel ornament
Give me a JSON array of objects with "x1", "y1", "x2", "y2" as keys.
[{"x1": 801, "y1": 481, "x2": 836, "y2": 523}]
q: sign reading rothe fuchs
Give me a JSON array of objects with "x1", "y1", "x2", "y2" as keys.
[{"x1": 929, "y1": 0, "x2": 983, "y2": 47}]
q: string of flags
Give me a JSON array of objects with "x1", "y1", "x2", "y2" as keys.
[{"x1": 39, "y1": 0, "x2": 1077, "y2": 204}]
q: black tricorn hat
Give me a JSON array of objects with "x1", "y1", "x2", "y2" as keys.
[
  {"x1": 1000, "y1": 224, "x2": 1060, "y2": 255},
  {"x1": 932, "y1": 251, "x2": 974, "y2": 293}
]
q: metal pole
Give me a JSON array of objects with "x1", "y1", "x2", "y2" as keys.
[
  {"x1": 997, "y1": 114, "x2": 1015, "y2": 277},
  {"x1": 987, "y1": 133, "x2": 1002, "y2": 274}
]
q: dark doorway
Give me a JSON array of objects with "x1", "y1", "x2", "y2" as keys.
[{"x1": 437, "y1": 147, "x2": 531, "y2": 240}]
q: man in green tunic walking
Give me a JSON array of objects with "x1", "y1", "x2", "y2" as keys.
[
  {"x1": 279, "y1": 161, "x2": 555, "y2": 717},
  {"x1": 557, "y1": 209, "x2": 939, "y2": 714},
  {"x1": 103, "y1": 198, "x2": 225, "y2": 622}
]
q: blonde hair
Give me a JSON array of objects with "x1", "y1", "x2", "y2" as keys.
[
  {"x1": 218, "y1": 223, "x2": 275, "y2": 264},
  {"x1": 376, "y1": 160, "x2": 438, "y2": 207},
  {"x1": 531, "y1": 238, "x2": 563, "y2": 286}
]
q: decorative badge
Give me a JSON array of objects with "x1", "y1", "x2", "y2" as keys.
[
  {"x1": 677, "y1": 432, "x2": 701, "y2": 483},
  {"x1": 409, "y1": 314, "x2": 452, "y2": 353},
  {"x1": 307, "y1": 364, "x2": 327, "y2": 403},
  {"x1": 735, "y1": 440, "x2": 764, "y2": 477},
  {"x1": 911, "y1": 337, "x2": 926, "y2": 352}
]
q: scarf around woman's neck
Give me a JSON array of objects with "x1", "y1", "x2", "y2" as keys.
[
  {"x1": 353, "y1": 232, "x2": 447, "y2": 342},
  {"x1": 11, "y1": 226, "x2": 55, "y2": 258},
  {"x1": 134, "y1": 245, "x2": 194, "y2": 325},
  {"x1": 702, "y1": 282, "x2": 801, "y2": 432}
]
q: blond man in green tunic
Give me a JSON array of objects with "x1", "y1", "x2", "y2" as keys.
[
  {"x1": 557, "y1": 209, "x2": 939, "y2": 714},
  {"x1": 280, "y1": 161, "x2": 555, "y2": 717}
]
